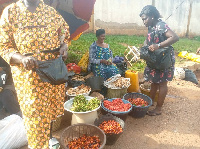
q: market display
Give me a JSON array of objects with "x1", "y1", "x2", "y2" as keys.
[
  {"x1": 66, "y1": 84, "x2": 91, "y2": 96},
  {"x1": 104, "y1": 74, "x2": 130, "y2": 89},
  {"x1": 67, "y1": 134, "x2": 101, "y2": 149},
  {"x1": 127, "y1": 98, "x2": 148, "y2": 107},
  {"x1": 99, "y1": 120, "x2": 123, "y2": 134},
  {"x1": 71, "y1": 75, "x2": 85, "y2": 81},
  {"x1": 70, "y1": 95, "x2": 100, "y2": 112},
  {"x1": 103, "y1": 98, "x2": 131, "y2": 112}
]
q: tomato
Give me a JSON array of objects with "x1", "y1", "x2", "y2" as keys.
[
  {"x1": 127, "y1": 98, "x2": 148, "y2": 107},
  {"x1": 103, "y1": 98, "x2": 131, "y2": 112}
]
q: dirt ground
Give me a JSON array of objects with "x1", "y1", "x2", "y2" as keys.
[
  {"x1": 52, "y1": 69, "x2": 200, "y2": 149},
  {"x1": 1, "y1": 63, "x2": 200, "y2": 149}
]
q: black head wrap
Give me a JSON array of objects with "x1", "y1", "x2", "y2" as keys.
[
  {"x1": 139, "y1": 5, "x2": 162, "y2": 20},
  {"x1": 96, "y1": 29, "x2": 105, "y2": 37}
]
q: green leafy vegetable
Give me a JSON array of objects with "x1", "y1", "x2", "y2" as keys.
[{"x1": 71, "y1": 95, "x2": 100, "y2": 112}]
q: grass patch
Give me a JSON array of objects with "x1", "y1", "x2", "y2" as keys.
[{"x1": 67, "y1": 33, "x2": 200, "y2": 71}]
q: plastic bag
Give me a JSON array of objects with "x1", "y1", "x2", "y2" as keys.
[
  {"x1": 67, "y1": 63, "x2": 81, "y2": 74},
  {"x1": 178, "y1": 51, "x2": 188, "y2": 58},
  {"x1": 184, "y1": 69, "x2": 198, "y2": 84},
  {"x1": 185, "y1": 53, "x2": 197, "y2": 60},
  {"x1": 113, "y1": 56, "x2": 124, "y2": 64},
  {"x1": 104, "y1": 74, "x2": 131, "y2": 89},
  {"x1": 115, "y1": 61, "x2": 127, "y2": 77},
  {"x1": 78, "y1": 51, "x2": 89, "y2": 72},
  {"x1": 0, "y1": 114, "x2": 28, "y2": 149},
  {"x1": 174, "y1": 67, "x2": 185, "y2": 80}
]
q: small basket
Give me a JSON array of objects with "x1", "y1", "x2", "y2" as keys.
[
  {"x1": 101, "y1": 98, "x2": 132, "y2": 121},
  {"x1": 60, "y1": 123, "x2": 106, "y2": 149},
  {"x1": 123, "y1": 92, "x2": 152, "y2": 118},
  {"x1": 52, "y1": 116, "x2": 62, "y2": 132},
  {"x1": 140, "y1": 84, "x2": 159, "y2": 102},
  {"x1": 94, "y1": 113, "x2": 124, "y2": 145}
]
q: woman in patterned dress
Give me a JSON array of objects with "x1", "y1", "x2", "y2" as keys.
[
  {"x1": 88, "y1": 29, "x2": 119, "y2": 80},
  {"x1": 139, "y1": 5, "x2": 179, "y2": 116},
  {"x1": 0, "y1": 0, "x2": 70, "y2": 148}
]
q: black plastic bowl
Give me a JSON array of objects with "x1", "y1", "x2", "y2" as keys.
[
  {"x1": 86, "y1": 76, "x2": 104, "y2": 93},
  {"x1": 94, "y1": 113, "x2": 124, "y2": 145},
  {"x1": 123, "y1": 92, "x2": 152, "y2": 118}
]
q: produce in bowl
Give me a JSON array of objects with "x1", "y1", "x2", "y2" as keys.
[
  {"x1": 103, "y1": 98, "x2": 132, "y2": 112},
  {"x1": 99, "y1": 120, "x2": 123, "y2": 134},
  {"x1": 67, "y1": 134, "x2": 101, "y2": 149},
  {"x1": 70, "y1": 95, "x2": 100, "y2": 112},
  {"x1": 127, "y1": 98, "x2": 148, "y2": 107}
]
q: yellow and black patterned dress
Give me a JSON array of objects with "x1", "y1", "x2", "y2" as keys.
[{"x1": 0, "y1": 0, "x2": 70, "y2": 148}]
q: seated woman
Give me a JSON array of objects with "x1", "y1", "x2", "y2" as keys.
[{"x1": 88, "y1": 29, "x2": 119, "y2": 80}]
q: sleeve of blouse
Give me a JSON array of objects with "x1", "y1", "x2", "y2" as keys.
[
  {"x1": 158, "y1": 21, "x2": 171, "y2": 34},
  {"x1": 0, "y1": 6, "x2": 18, "y2": 65},
  {"x1": 56, "y1": 12, "x2": 70, "y2": 45},
  {"x1": 89, "y1": 42, "x2": 101, "y2": 64}
]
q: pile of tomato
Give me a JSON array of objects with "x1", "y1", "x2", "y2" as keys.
[
  {"x1": 67, "y1": 134, "x2": 100, "y2": 149},
  {"x1": 127, "y1": 98, "x2": 148, "y2": 107},
  {"x1": 99, "y1": 120, "x2": 123, "y2": 134},
  {"x1": 103, "y1": 98, "x2": 131, "y2": 112}
]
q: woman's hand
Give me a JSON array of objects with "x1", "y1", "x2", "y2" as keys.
[
  {"x1": 100, "y1": 59, "x2": 112, "y2": 65},
  {"x1": 59, "y1": 43, "x2": 68, "y2": 61},
  {"x1": 21, "y1": 56, "x2": 38, "y2": 70},
  {"x1": 149, "y1": 44, "x2": 159, "y2": 52}
]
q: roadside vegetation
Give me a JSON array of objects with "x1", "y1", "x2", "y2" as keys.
[{"x1": 67, "y1": 33, "x2": 200, "y2": 72}]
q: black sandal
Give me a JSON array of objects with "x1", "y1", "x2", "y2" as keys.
[{"x1": 147, "y1": 110, "x2": 161, "y2": 116}]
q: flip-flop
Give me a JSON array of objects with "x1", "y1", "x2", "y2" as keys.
[{"x1": 147, "y1": 110, "x2": 161, "y2": 116}]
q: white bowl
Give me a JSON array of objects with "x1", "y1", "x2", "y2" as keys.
[
  {"x1": 64, "y1": 96, "x2": 101, "y2": 125},
  {"x1": 64, "y1": 96, "x2": 101, "y2": 114}
]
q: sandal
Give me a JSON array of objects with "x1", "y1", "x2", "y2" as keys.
[{"x1": 147, "y1": 110, "x2": 161, "y2": 116}]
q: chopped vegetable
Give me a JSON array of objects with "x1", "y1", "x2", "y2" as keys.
[{"x1": 71, "y1": 95, "x2": 100, "y2": 112}]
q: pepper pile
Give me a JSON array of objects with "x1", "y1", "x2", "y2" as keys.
[
  {"x1": 99, "y1": 120, "x2": 123, "y2": 134},
  {"x1": 71, "y1": 95, "x2": 100, "y2": 112},
  {"x1": 127, "y1": 98, "x2": 148, "y2": 107},
  {"x1": 103, "y1": 98, "x2": 131, "y2": 112},
  {"x1": 67, "y1": 134, "x2": 101, "y2": 149}
]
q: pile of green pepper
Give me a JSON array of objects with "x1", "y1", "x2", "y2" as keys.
[{"x1": 71, "y1": 95, "x2": 100, "y2": 112}]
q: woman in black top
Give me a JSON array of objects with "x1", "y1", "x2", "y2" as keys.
[{"x1": 139, "y1": 5, "x2": 179, "y2": 116}]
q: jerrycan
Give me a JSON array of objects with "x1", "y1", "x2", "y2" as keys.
[{"x1": 125, "y1": 70, "x2": 139, "y2": 92}]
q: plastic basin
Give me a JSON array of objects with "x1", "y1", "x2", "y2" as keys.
[
  {"x1": 101, "y1": 98, "x2": 132, "y2": 121},
  {"x1": 64, "y1": 96, "x2": 101, "y2": 125},
  {"x1": 123, "y1": 92, "x2": 152, "y2": 118}
]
